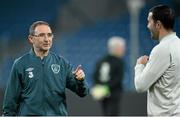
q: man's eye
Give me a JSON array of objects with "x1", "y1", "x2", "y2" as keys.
[
  {"x1": 39, "y1": 33, "x2": 45, "y2": 37},
  {"x1": 47, "y1": 33, "x2": 53, "y2": 37}
]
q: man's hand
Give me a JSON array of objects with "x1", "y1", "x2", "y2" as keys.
[
  {"x1": 73, "y1": 65, "x2": 85, "y2": 81},
  {"x1": 137, "y1": 55, "x2": 149, "y2": 65}
]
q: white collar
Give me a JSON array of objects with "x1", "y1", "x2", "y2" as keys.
[{"x1": 160, "y1": 32, "x2": 177, "y2": 43}]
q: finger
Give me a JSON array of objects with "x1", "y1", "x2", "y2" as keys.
[
  {"x1": 76, "y1": 74, "x2": 85, "y2": 80},
  {"x1": 75, "y1": 70, "x2": 85, "y2": 78},
  {"x1": 144, "y1": 56, "x2": 149, "y2": 61},
  {"x1": 76, "y1": 69, "x2": 82, "y2": 75},
  {"x1": 75, "y1": 70, "x2": 84, "y2": 78},
  {"x1": 73, "y1": 65, "x2": 82, "y2": 74},
  {"x1": 144, "y1": 55, "x2": 149, "y2": 58}
]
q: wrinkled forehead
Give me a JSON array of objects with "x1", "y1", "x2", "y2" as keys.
[{"x1": 34, "y1": 25, "x2": 52, "y2": 34}]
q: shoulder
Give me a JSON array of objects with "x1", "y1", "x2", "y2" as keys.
[
  {"x1": 168, "y1": 36, "x2": 180, "y2": 48},
  {"x1": 151, "y1": 42, "x2": 169, "y2": 56},
  {"x1": 151, "y1": 35, "x2": 180, "y2": 55},
  {"x1": 98, "y1": 55, "x2": 110, "y2": 63},
  {"x1": 13, "y1": 53, "x2": 30, "y2": 67},
  {"x1": 95, "y1": 56, "x2": 108, "y2": 67}
]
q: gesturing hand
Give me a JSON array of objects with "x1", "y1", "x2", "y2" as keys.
[{"x1": 73, "y1": 65, "x2": 85, "y2": 81}]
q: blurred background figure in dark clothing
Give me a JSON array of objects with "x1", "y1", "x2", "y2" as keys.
[{"x1": 91, "y1": 36, "x2": 126, "y2": 116}]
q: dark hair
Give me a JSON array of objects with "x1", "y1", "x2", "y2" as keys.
[
  {"x1": 149, "y1": 5, "x2": 175, "y2": 30},
  {"x1": 29, "y1": 21, "x2": 50, "y2": 35}
]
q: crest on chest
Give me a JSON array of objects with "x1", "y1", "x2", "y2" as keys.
[{"x1": 51, "y1": 64, "x2": 60, "y2": 74}]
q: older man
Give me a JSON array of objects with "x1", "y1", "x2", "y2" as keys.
[
  {"x1": 92, "y1": 36, "x2": 126, "y2": 116},
  {"x1": 3, "y1": 21, "x2": 89, "y2": 116}
]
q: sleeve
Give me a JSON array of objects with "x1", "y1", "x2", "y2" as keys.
[
  {"x1": 134, "y1": 45, "x2": 170, "y2": 92},
  {"x1": 65, "y1": 62, "x2": 89, "y2": 97},
  {"x1": 3, "y1": 61, "x2": 22, "y2": 115}
]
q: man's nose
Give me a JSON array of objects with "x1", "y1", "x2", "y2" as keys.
[{"x1": 44, "y1": 35, "x2": 49, "y2": 40}]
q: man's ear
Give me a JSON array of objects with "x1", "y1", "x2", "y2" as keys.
[
  {"x1": 156, "y1": 20, "x2": 162, "y2": 29},
  {"x1": 28, "y1": 35, "x2": 33, "y2": 44}
]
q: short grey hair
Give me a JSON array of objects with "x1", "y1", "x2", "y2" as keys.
[
  {"x1": 107, "y1": 36, "x2": 126, "y2": 55},
  {"x1": 29, "y1": 21, "x2": 50, "y2": 35}
]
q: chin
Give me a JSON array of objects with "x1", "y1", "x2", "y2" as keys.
[
  {"x1": 150, "y1": 33, "x2": 158, "y2": 40},
  {"x1": 44, "y1": 46, "x2": 51, "y2": 50},
  {"x1": 41, "y1": 48, "x2": 50, "y2": 52}
]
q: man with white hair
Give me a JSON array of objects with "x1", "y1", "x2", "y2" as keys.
[{"x1": 92, "y1": 36, "x2": 126, "y2": 116}]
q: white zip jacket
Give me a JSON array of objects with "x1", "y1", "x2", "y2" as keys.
[{"x1": 134, "y1": 33, "x2": 180, "y2": 116}]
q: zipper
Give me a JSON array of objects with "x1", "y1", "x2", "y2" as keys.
[{"x1": 41, "y1": 58, "x2": 46, "y2": 115}]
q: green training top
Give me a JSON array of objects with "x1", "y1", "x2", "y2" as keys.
[{"x1": 3, "y1": 49, "x2": 89, "y2": 116}]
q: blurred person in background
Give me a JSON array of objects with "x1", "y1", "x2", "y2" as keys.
[
  {"x1": 134, "y1": 5, "x2": 180, "y2": 116},
  {"x1": 3, "y1": 21, "x2": 89, "y2": 116},
  {"x1": 91, "y1": 36, "x2": 126, "y2": 116}
]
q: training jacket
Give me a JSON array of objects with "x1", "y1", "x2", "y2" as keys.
[
  {"x1": 135, "y1": 33, "x2": 180, "y2": 116},
  {"x1": 3, "y1": 49, "x2": 89, "y2": 116}
]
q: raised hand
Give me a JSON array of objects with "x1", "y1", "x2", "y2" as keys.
[{"x1": 73, "y1": 65, "x2": 85, "y2": 81}]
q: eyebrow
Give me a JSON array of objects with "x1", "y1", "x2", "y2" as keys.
[{"x1": 34, "y1": 32, "x2": 52, "y2": 35}]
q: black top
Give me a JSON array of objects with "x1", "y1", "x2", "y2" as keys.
[{"x1": 93, "y1": 55, "x2": 124, "y2": 97}]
